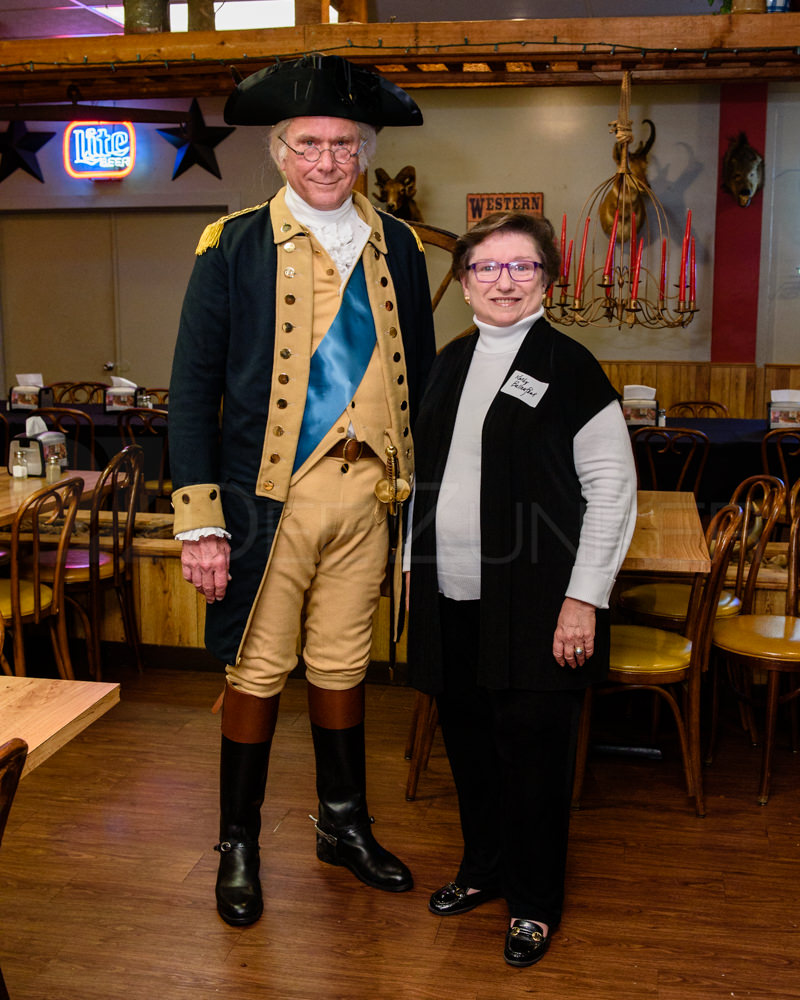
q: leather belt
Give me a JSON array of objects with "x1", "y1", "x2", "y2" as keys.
[{"x1": 325, "y1": 438, "x2": 377, "y2": 463}]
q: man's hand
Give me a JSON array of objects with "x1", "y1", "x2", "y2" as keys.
[{"x1": 181, "y1": 535, "x2": 231, "y2": 603}]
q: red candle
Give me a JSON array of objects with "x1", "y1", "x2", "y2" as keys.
[
  {"x1": 560, "y1": 213, "x2": 567, "y2": 276},
  {"x1": 690, "y1": 236, "x2": 696, "y2": 303},
  {"x1": 575, "y1": 217, "x2": 590, "y2": 300},
  {"x1": 564, "y1": 239, "x2": 573, "y2": 287},
  {"x1": 631, "y1": 238, "x2": 644, "y2": 300},
  {"x1": 659, "y1": 237, "x2": 667, "y2": 300},
  {"x1": 604, "y1": 208, "x2": 619, "y2": 279},
  {"x1": 679, "y1": 210, "x2": 692, "y2": 301},
  {"x1": 629, "y1": 210, "x2": 637, "y2": 291}
]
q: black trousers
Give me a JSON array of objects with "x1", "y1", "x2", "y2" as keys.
[{"x1": 436, "y1": 596, "x2": 583, "y2": 929}]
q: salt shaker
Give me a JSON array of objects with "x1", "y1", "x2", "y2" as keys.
[
  {"x1": 11, "y1": 447, "x2": 28, "y2": 479},
  {"x1": 46, "y1": 454, "x2": 61, "y2": 484}
]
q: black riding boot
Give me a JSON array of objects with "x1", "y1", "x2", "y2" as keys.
[
  {"x1": 215, "y1": 684, "x2": 279, "y2": 926},
  {"x1": 310, "y1": 719, "x2": 413, "y2": 892}
]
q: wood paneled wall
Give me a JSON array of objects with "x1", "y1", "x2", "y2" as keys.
[{"x1": 599, "y1": 362, "x2": 800, "y2": 419}]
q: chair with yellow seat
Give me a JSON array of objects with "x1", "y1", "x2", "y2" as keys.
[
  {"x1": 572, "y1": 503, "x2": 742, "y2": 817},
  {"x1": 711, "y1": 487, "x2": 800, "y2": 804},
  {"x1": 0, "y1": 477, "x2": 84, "y2": 679},
  {"x1": 618, "y1": 475, "x2": 786, "y2": 631},
  {"x1": 38, "y1": 446, "x2": 144, "y2": 680},
  {"x1": 761, "y1": 428, "x2": 800, "y2": 533},
  {"x1": 667, "y1": 400, "x2": 729, "y2": 419}
]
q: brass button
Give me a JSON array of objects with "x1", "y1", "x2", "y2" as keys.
[
  {"x1": 385, "y1": 301, "x2": 394, "y2": 311},
  {"x1": 284, "y1": 241, "x2": 296, "y2": 252},
  {"x1": 380, "y1": 276, "x2": 388, "y2": 287},
  {"x1": 181, "y1": 494, "x2": 190, "y2": 504},
  {"x1": 285, "y1": 294, "x2": 295, "y2": 305},
  {"x1": 282, "y1": 322, "x2": 293, "y2": 333},
  {"x1": 326, "y1": 268, "x2": 335, "y2": 276},
  {"x1": 274, "y1": 426, "x2": 284, "y2": 436},
  {"x1": 336, "y1": 426, "x2": 345, "y2": 433},
  {"x1": 388, "y1": 327, "x2": 398, "y2": 338},
  {"x1": 269, "y1": 454, "x2": 281, "y2": 464},
  {"x1": 281, "y1": 222, "x2": 292, "y2": 232},
  {"x1": 209, "y1": 489, "x2": 217, "y2": 500},
  {"x1": 373, "y1": 232, "x2": 382, "y2": 241},
  {"x1": 280, "y1": 348, "x2": 291, "y2": 359},
  {"x1": 393, "y1": 352, "x2": 401, "y2": 362},
  {"x1": 284, "y1": 267, "x2": 296, "y2": 278},
  {"x1": 278, "y1": 374, "x2": 289, "y2": 385},
  {"x1": 277, "y1": 399, "x2": 288, "y2": 409},
  {"x1": 264, "y1": 481, "x2": 275, "y2": 491}
]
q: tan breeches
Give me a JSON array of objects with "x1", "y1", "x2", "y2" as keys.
[{"x1": 226, "y1": 454, "x2": 389, "y2": 699}]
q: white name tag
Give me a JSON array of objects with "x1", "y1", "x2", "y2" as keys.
[{"x1": 500, "y1": 370, "x2": 549, "y2": 408}]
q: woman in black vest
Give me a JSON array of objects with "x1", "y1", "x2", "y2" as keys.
[{"x1": 407, "y1": 211, "x2": 637, "y2": 967}]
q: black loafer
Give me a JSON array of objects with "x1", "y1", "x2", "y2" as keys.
[
  {"x1": 504, "y1": 920, "x2": 550, "y2": 967},
  {"x1": 428, "y1": 881, "x2": 501, "y2": 916}
]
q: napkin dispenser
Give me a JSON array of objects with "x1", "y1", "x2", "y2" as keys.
[
  {"x1": 768, "y1": 390, "x2": 800, "y2": 429},
  {"x1": 104, "y1": 385, "x2": 142, "y2": 412},
  {"x1": 8, "y1": 384, "x2": 54, "y2": 410},
  {"x1": 7, "y1": 430, "x2": 67, "y2": 477},
  {"x1": 621, "y1": 385, "x2": 659, "y2": 427}
]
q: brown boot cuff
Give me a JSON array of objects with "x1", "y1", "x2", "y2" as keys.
[{"x1": 221, "y1": 684, "x2": 280, "y2": 743}]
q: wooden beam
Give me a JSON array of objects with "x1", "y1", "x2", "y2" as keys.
[{"x1": 0, "y1": 15, "x2": 799, "y2": 104}]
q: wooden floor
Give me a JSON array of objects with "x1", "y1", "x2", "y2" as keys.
[{"x1": 2, "y1": 662, "x2": 799, "y2": 1000}]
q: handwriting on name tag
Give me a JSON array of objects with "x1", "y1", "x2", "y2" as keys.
[{"x1": 500, "y1": 370, "x2": 549, "y2": 408}]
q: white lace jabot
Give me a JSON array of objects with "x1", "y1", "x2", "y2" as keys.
[{"x1": 285, "y1": 184, "x2": 370, "y2": 280}]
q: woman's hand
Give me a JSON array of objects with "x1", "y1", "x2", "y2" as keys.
[
  {"x1": 181, "y1": 535, "x2": 231, "y2": 603},
  {"x1": 553, "y1": 597, "x2": 596, "y2": 669}
]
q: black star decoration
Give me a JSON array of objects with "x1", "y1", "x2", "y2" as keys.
[
  {"x1": 0, "y1": 120, "x2": 56, "y2": 184},
  {"x1": 157, "y1": 98, "x2": 235, "y2": 180}
]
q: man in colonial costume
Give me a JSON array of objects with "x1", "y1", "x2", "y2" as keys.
[{"x1": 169, "y1": 54, "x2": 435, "y2": 926}]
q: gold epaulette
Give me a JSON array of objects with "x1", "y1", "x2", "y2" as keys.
[
  {"x1": 195, "y1": 200, "x2": 271, "y2": 256},
  {"x1": 398, "y1": 218, "x2": 425, "y2": 254}
]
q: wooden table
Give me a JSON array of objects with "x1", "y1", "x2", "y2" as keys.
[
  {"x1": 622, "y1": 490, "x2": 711, "y2": 576},
  {"x1": 0, "y1": 675, "x2": 119, "y2": 777},
  {"x1": 0, "y1": 469, "x2": 102, "y2": 527}
]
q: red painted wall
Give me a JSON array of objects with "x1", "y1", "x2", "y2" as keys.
[{"x1": 710, "y1": 82, "x2": 767, "y2": 364}]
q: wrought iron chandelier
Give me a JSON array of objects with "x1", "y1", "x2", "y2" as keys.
[{"x1": 545, "y1": 72, "x2": 697, "y2": 331}]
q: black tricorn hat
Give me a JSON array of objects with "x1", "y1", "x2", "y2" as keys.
[{"x1": 224, "y1": 54, "x2": 423, "y2": 128}]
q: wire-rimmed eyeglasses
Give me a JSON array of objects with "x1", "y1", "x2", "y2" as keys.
[
  {"x1": 278, "y1": 135, "x2": 367, "y2": 164},
  {"x1": 468, "y1": 260, "x2": 543, "y2": 283}
]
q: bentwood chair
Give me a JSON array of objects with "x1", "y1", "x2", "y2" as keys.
[
  {"x1": 619, "y1": 475, "x2": 786, "y2": 632},
  {"x1": 0, "y1": 412, "x2": 8, "y2": 468},
  {"x1": 0, "y1": 478, "x2": 83, "y2": 679},
  {"x1": 0, "y1": 736, "x2": 28, "y2": 1000},
  {"x1": 47, "y1": 381, "x2": 107, "y2": 404},
  {"x1": 29, "y1": 407, "x2": 96, "y2": 470},
  {"x1": 38, "y1": 446, "x2": 144, "y2": 679},
  {"x1": 762, "y1": 428, "x2": 800, "y2": 532},
  {"x1": 572, "y1": 503, "x2": 742, "y2": 817},
  {"x1": 117, "y1": 408, "x2": 170, "y2": 512},
  {"x1": 711, "y1": 484, "x2": 800, "y2": 804},
  {"x1": 667, "y1": 400, "x2": 730, "y2": 418},
  {"x1": 143, "y1": 388, "x2": 169, "y2": 405},
  {"x1": 630, "y1": 426, "x2": 711, "y2": 498}
]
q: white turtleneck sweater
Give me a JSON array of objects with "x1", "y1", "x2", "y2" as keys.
[{"x1": 431, "y1": 308, "x2": 636, "y2": 609}]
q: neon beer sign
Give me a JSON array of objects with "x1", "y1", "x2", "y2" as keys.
[{"x1": 64, "y1": 121, "x2": 135, "y2": 179}]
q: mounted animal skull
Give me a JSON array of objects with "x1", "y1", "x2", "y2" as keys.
[
  {"x1": 721, "y1": 133, "x2": 764, "y2": 208},
  {"x1": 373, "y1": 165, "x2": 423, "y2": 222},
  {"x1": 599, "y1": 119, "x2": 656, "y2": 241}
]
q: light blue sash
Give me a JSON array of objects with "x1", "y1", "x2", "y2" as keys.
[{"x1": 293, "y1": 260, "x2": 376, "y2": 471}]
